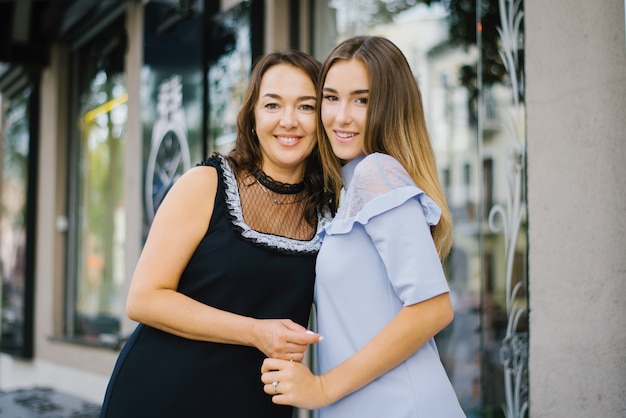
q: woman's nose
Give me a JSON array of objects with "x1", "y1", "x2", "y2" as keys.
[
  {"x1": 279, "y1": 108, "x2": 296, "y2": 128},
  {"x1": 333, "y1": 102, "x2": 352, "y2": 125}
]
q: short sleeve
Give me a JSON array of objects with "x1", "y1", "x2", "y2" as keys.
[
  {"x1": 364, "y1": 199, "x2": 450, "y2": 305},
  {"x1": 320, "y1": 153, "x2": 449, "y2": 305}
]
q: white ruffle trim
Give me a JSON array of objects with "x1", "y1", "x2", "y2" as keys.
[{"x1": 218, "y1": 156, "x2": 327, "y2": 254}]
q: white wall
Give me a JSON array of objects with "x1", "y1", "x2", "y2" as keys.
[{"x1": 526, "y1": 0, "x2": 626, "y2": 416}]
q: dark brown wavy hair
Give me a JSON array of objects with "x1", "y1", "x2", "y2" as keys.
[{"x1": 226, "y1": 50, "x2": 331, "y2": 226}]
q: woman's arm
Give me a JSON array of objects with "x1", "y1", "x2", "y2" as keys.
[
  {"x1": 261, "y1": 193, "x2": 452, "y2": 406},
  {"x1": 261, "y1": 293, "x2": 453, "y2": 409},
  {"x1": 126, "y1": 165, "x2": 320, "y2": 360},
  {"x1": 325, "y1": 292, "x2": 452, "y2": 403}
]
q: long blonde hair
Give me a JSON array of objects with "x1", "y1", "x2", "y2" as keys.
[{"x1": 317, "y1": 36, "x2": 452, "y2": 259}]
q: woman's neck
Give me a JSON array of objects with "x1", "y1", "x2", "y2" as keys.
[{"x1": 259, "y1": 165, "x2": 305, "y2": 185}]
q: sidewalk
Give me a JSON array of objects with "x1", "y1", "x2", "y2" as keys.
[{"x1": 0, "y1": 387, "x2": 100, "y2": 417}]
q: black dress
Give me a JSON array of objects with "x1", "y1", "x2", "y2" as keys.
[{"x1": 99, "y1": 155, "x2": 323, "y2": 418}]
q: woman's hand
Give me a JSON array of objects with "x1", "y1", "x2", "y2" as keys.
[
  {"x1": 261, "y1": 294, "x2": 454, "y2": 409},
  {"x1": 252, "y1": 320, "x2": 321, "y2": 362},
  {"x1": 261, "y1": 358, "x2": 329, "y2": 410}
]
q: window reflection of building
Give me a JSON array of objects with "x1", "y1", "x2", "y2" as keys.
[
  {"x1": 67, "y1": 21, "x2": 128, "y2": 346},
  {"x1": 208, "y1": 1, "x2": 252, "y2": 154},
  {"x1": 141, "y1": 1, "x2": 205, "y2": 238}
]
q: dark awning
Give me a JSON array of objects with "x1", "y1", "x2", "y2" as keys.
[{"x1": 0, "y1": 0, "x2": 129, "y2": 70}]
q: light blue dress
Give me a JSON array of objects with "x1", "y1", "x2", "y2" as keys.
[{"x1": 314, "y1": 153, "x2": 466, "y2": 418}]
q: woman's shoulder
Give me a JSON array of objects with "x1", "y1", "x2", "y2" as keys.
[
  {"x1": 158, "y1": 155, "x2": 223, "y2": 210},
  {"x1": 168, "y1": 162, "x2": 219, "y2": 206},
  {"x1": 147, "y1": 158, "x2": 218, "y2": 237},
  {"x1": 192, "y1": 154, "x2": 235, "y2": 187},
  {"x1": 352, "y1": 153, "x2": 412, "y2": 190},
  {"x1": 196, "y1": 154, "x2": 225, "y2": 171},
  {"x1": 360, "y1": 152, "x2": 404, "y2": 167},
  {"x1": 328, "y1": 152, "x2": 440, "y2": 229}
]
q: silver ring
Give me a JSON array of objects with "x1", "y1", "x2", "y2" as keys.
[{"x1": 272, "y1": 381, "x2": 278, "y2": 394}]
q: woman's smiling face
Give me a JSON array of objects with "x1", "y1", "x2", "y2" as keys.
[
  {"x1": 321, "y1": 58, "x2": 369, "y2": 162},
  {"x1": 253, "y1": 63, "x2": 318, "y2": 183}
]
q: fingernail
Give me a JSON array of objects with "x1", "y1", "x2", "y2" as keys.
[{"x1": 306, "y1": 330, "x2": 315, "y2": 334}]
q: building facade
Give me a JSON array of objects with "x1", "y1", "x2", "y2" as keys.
[{"x1": 0, "y1": 0, "x2": 624, "y2": 417}]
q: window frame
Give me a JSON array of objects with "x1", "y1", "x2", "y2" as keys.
[{"x1": 64, "y1": 15, "x2": 127, "y2": 348}]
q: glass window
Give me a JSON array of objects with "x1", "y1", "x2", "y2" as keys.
[
  {"x1": 312, "y1": 1, "x2": 528, "y2": 416},
  {"x1": 142, "y1": 0, "x2": 206, "y2": 230},
  {"x1": 207, "y1": 0, "x2": 252, "y2": 154},
  {"x1": 66, "y1": 24, "x2": 127, "y2": 347},
  {"x1": 0, "y1": 86, "x2": 35, "y2": 358}
]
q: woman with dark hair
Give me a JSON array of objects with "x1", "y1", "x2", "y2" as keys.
[
  {"x1": 99, "y1": 49, "x2": 328, "y2": 418},
  {"x1": 261, "y1": 36, "x2": 465, "y2": 417}
]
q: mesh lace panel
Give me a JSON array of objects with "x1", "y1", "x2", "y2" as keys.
[
  {"x1": 339, "y1": 154, "x2": 415, "y2": 219},
  {"x1": 238, "y1": 173, "x2": 314, "y2": 241}
]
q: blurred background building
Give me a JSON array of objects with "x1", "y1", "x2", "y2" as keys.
[{"x1": 0, "y1": 0, "x2": 624, "y2": 417}]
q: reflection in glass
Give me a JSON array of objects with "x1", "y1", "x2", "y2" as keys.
[
  {"x1": 0, "y1": 89, "x2": 32, "y2": 357},
  {"x1": 74, "y1": 69, "x2": 127, "y2": 345},
  {"x1": 144, "y1": 75, "x2": 192, "y2": 223},
  {"x1": 141, "y1": 0, "x2": 205, "y2": 236},
  {"x1": 314, "y1": 1, "x2": 527, "y2": 416},
  {"x1": 208, "y1": 1, "x2": 251, "y2": 154}
]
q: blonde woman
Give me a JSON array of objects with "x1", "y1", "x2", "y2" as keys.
[{"x1": 262, "y1": 36, "x2": 465, "y2": 417}]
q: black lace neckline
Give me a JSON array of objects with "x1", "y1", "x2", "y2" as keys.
[{"x1": 250, "y1": 167, "x2": 305, "y2": 195}]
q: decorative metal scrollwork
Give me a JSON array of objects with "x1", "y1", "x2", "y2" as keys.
[{"x1": 488, "y1": 0, "x2": 528, "y2": 416}]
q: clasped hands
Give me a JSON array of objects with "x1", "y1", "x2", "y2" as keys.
[
  {"x1": 261, "y1": 356, "x2": 328, "y2": 410},
  {"x1": 255, "y1": 319, "x2": 327, "y2": 410}
]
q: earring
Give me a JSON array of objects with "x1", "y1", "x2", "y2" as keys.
[{"x1": 252, "y1": 128, "x2": 256, "y2": 136}]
